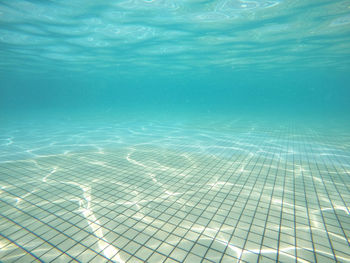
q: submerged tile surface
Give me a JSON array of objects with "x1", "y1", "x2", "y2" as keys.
[{"x1": 0, "y1": 120, "x2": 349, "y2": 262}]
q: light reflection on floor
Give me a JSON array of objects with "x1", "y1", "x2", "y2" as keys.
[{"x1": 0, "y1": 119, "x2": 349, "y2": 262}]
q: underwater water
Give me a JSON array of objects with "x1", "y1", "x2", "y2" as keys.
[{"x1": 1, "y1": 0, "x2": 350, "y2": 262}]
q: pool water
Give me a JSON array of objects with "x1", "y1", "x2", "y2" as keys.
[{"x1": 1, "y1": 0, "x2": 350, "y2": 262}]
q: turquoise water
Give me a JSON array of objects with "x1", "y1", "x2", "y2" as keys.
[
  {"x1": 1, "y1": 1, "x2": 350, "y2": 263},
  {"x1": 1, "y1": 0, "x2": 350, "y2": 118}
]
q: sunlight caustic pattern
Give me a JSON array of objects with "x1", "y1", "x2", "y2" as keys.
[{"x1": 0, "y1": 120, "x2": 349, "y2": 262}]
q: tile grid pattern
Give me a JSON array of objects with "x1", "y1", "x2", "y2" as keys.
[{"x1": 0, "y1": 125, "x2": 349, "y2": 263}]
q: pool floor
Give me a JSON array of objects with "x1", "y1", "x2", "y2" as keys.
[{"x1": 0, "y1": 119, "x2": 349, "y2": 262}]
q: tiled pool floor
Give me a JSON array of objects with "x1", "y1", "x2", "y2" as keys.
[{"x1": 0, "y1": 120, "x2": 349, "y2": 262}]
